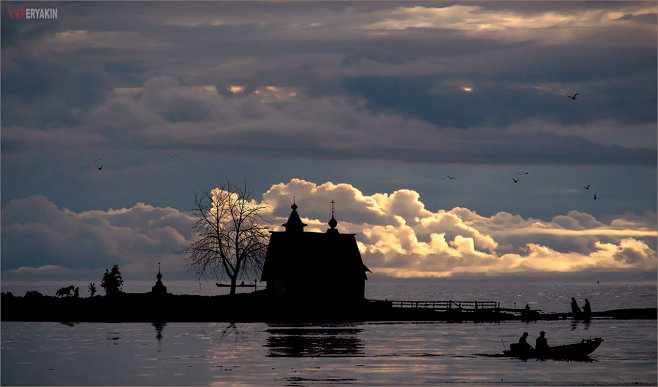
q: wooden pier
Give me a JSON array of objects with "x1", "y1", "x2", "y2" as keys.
[
  {"x1": 376, "y1": 299, "x2": 500, "y2": 312},
  {"x1": 365, "y1": 299, "x2": 554, "y2": 321}
]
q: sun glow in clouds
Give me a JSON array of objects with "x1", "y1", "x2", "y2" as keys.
[
  {"x1": 461, "y1": 87, "x2": 473, "y2": 93},
  {"x1": 229, "y1": 85, "x2": 246, "y2": 94}
]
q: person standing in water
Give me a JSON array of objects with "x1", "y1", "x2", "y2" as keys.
[{"x1": 571, "y1": 297, "x2": 582, "y2": 317}]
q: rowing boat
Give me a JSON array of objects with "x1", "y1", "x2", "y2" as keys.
[{"x1": 504, "y1": 338, "x2": 603, "y2": 360}]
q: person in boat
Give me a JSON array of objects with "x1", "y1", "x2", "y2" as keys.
[
  {"x1": 517, "y1": 332, "x2": 533, "y2": 351},
  {"x1": 535, "y1": 331, "x2": 549, "y2": 354},
  {"x1": 570, "y1": 297, "x2": 582, "y2": 317},
  {"x1": 582, "y1": 298, "x2": 592, "y2": 318}
]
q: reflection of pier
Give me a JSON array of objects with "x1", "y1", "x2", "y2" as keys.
[{"x1": 265, "y1": 327, "x2": 363, "y2": 357}]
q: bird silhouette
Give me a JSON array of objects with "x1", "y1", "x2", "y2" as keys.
[
  {"x1": 513, "y1": 178, "x2": 519, "y2": 183},
  {"x1": 98, "y1": 165, "x2": 103, "y2": 171},
  {"x1": 568, "y1": 92, "x2": 579, "y2": 100},
  {"x1": 517, "y1": 171, "x2": 529, "y2": 175},
  {"x1": 442, "y1": 176, "x2": 455, "y2": 180},
  {"x1": 168, "y1": 154, "x2": 179, "y2": 158},
  {"x1": 584, "y1": 184, "x2": 591, "y2": 190}
]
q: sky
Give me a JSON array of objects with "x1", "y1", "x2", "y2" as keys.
[{"x1": 2, "y1": 1, "x2": 656, "y2": 290}]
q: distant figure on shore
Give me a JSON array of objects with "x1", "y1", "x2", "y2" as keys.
[
  {"x1": 571, "y1": 297, "x2": 582, "y2": 317},
  {"x1": 583, "y1": 298, "x2": 592, "y2": 318},
  {"x1": 535, "y1": 331, "x2": 549, "y2": 354},
  {"x1": 521, "y1": 303, "x2": 531, "y2": 319},
  {"x1": 517, "y1": 332, "x2": 533, "y2": 351}
]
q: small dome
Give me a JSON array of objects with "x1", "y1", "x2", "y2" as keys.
[{"x1": 282, "y1": 202, "x2": 307, "y2": 232}]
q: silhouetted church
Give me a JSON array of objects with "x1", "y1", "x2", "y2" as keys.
[
  {"x1": 261, "y1": 202, "x2": 370, "y2": 303},
  {"x1": 151, "y1": 263, "x2": 168, "y2": 296}
]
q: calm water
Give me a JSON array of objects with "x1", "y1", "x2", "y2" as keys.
[
  {"x1": 2, "y1": 279, "x2": 656, "y2": 386},
  {"x1": 2, "y1": 320, "x2": 656, "y2": 386}
]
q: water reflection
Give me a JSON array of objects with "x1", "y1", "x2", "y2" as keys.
[
  {"x1": 265, "y1": 326, "x2": 363, "y2": 357},
  {"x1": 152, "y1": 322, "x2": 166, "y2": 351},
  {"x1": 570, "y1": 318, "x2": 591, "y2": 331},
  {"x1": 105, "y1": 330, "x2": 120, "y2": 345}
]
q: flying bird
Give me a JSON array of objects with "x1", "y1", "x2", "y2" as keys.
[
  {"x1": 442, "y1": 176, "x2": 455, "y2": 180},
  {"x1": 568, "y1": 92, "x2": 580, "y2": 100},
  {"x1": 584, "y1": 185, "x2": 591, "y2": 190},
  {"x1": 517, "y1": 171, "x2": 528, "y2": 175},
  {"x1": 513, "y1": 178, "x2": 519, "y2": 183},
  {"x1": 98, "y1": 165, "x2": 103, "y2": 171},
  {"x1": 168, "y1": 154, "x2": 179, "y2": 158}
]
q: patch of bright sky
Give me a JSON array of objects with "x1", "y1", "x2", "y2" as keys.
[{"x1": 367, "y1": 4, "x2": 656, "y2": 43}]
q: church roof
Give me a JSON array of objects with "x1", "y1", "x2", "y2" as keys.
[
  {"x1": 261, "y1": 202, "x2": 370, "y2": 282},
  {"x1": 261, "y1": 231, "x2": 368, "y2": 281}
]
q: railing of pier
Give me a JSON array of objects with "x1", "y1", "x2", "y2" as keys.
[{"x1": 370, "y1": 299, "x2": 500, "y2": 312}]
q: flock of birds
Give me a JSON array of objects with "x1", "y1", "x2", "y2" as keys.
[
  {"x1": 90, "y1": 92, "x2": 592, "y2": 195},
  {"x1": 441, "y1": 171, "x2": 597, "y2": 200},
  {"x1": 440, "y1": 91, "x2": 597, "y2": 200}
]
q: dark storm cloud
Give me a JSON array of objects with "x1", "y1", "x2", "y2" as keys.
[
  {"x1": 343, "y1": 43, "x2": 656, "y2": 128},
  {"x1": 1, "y1": 1, "x2": 656, "y2": 218}
]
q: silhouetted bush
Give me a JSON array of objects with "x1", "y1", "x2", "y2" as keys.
[{"x1": 101, "y1": 264, "x2": 124, "y2": 296}]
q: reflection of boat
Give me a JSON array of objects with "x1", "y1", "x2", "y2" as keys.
[{"x1": 504, "y1": 338, "x2": 603, "y2": 360}]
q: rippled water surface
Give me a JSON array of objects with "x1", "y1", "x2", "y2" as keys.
[
  {"x1": 2, "y1": 279, "x2": 656, "y2": 385},
  {"x1": 2, "y1": 319, "x2": 656, "y2": 386}
]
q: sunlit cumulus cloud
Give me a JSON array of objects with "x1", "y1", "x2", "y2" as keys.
[
  {"x1": 184, "y1": 181, "x2": 650, "y2": 278},
  {"x1": 261, "y1": 179, "x2": 656, "y2": 278},
  {"x1": 2, "y1": 180, "x2": 656, "y2": 282},
  {"x1": 2, "y1": 195, "x2": 195, "y2": 281}
]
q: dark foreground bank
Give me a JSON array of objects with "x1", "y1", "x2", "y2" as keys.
[{"x1": 2, "y1": 291, "x2": 655, "y2": 322}]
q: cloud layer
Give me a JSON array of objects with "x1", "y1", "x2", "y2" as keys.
[
  {"x1": 2, "y1": 3, "x2": 656, "y2": 283},
  {"x1": 3, "y1": 2, "x2": 656, "y2": 164},
  {"x1": 3, "y1": 180, "x2": 655, "y2": 282}
]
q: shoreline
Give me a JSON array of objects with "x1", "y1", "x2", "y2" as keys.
[{"x1": 2, "y1": 291, "x2": 655, "y2": 323}]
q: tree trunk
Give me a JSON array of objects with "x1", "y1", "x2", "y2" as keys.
[{"x1": 229, "y1": 276, "x2": 237, "y2": 296}]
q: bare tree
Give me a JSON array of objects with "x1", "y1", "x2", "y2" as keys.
[{"x1": 182, "y1": 181, "x2": 270, "y2": 296}]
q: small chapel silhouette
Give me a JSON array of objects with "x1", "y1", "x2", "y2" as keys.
[
  {"x1": 261, "y1": 201, "x2": 370, "y2": 304},
  {"x1": 151, "y1": 263, "x2": 168, "y2": 296}
]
